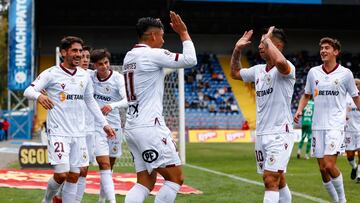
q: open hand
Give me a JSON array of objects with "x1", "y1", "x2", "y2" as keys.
[
  {"x1": 103, "y1": 125, "x2": 116, "y2": 139},
  {"x1": 38, "y1": 94, "x2": 54, "y2": 110},
  {"x1": 101, "y1": 105, "x2": 112, "y2": 116},
  {"x1": 294, "y1": 111, "x2": 302, "y2": 124},
  {"x1": 235, "y1": 30, "x2": 253, "y2": 50}
]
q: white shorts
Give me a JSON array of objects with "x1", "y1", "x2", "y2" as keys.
[
  {"x1": 94, "y1": 128, "x2": 123, "y2": 158},
  {"x1": 312, "y1": 130, "x2": 345, "y2": 158},
  {"x1": 255, "y1": 133, "x2": 294, "y2": 174},
  {"x1": 86, "y1": 131, "x2": 96, "y2": 163},
  {"x1": 125, "y1": 125, "x2": 181, "y2": 174},
  {"x1": 47, "y1": 135, "x2": 89, "y2": 168},
  {"x1": 344, "y1": 131, "x2": 360, "y2": 151}
]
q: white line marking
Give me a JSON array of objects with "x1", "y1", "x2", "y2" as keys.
[{"x1": 186, "y1": 164, "x2": 329, "y2": 203}]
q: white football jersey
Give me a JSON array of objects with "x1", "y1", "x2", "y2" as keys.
[
  {"x1": 30, "y1": 65, "x2": 94, "y2": 137},
  {"x1": 91, "y1": 69, "x2": 127, "y2": 128},
  {"x1": 240, "y1": 61, "x2": 296, "y2": 135},
  {"x1": 85, "y1": 69, "x2": 95, "y2": 132},
  {"x1": 304, "y1": 64, "x2": 358, "y2": 130},
  {"x1": 345, "y1": 94, "x2": 360, "y2": 132},
  {"x1": 122, "y1": 41, "x2": 197, "y2": 129}
]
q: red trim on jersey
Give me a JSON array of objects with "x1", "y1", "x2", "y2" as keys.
[
  {"x1": 175, "y1": 53, "x2": 179, "y2": 61},
  {"x1": 59, "y1": 63, "x2": 77, "y2": 76},
  {"x1": 133, "y1": 44, "x2": 146, "y2": 48},
  {"x1": 97, "y1": 69, "x2": 113, "y2": 82},
  {"x1": 322, "y1": 63, "x2": 339, "y2": 74},
  {"x1": 265, "y1": 64, "x2": 274, "y2": 72}
]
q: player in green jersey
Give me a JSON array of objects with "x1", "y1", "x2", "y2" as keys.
[{"x1": 297, "y1": 98, "x2": 314, "y2": 160}]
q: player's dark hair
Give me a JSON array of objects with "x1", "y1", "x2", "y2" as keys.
[
  {"x1": 60, "y1": 36, "x2": 84, "y2": 51},
  {"x1": 263, "y1": 27, "x2": 287, "y2": 45},
  {"x1": 90, "y1": 48, "x2": 111, "y2": 63},
  {"x1": 319, "y1": 37, "x2": 341, "y2": 51},
  {"x1": 136, "y1": 17, "x2": 164, "y2": 38},
  {"x1": 82, "y1": 45, "x2": 92, "y2": 52}
]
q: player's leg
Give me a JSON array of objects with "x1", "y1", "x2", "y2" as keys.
[
  {"x1": 297, "y1": 127, "x2": 307, "y2": 159},
  {"x1": 124, "y1": 128, "x2": 153, "y2": 203},
  {"x1": 95, "y1": 129, "x2": 116, "y2": 203},
  {"x1": 74, "y1": 166, "x2": 89, "y2": 203},
  {"x1": 125, "y1": 170, "x2": 156, "y2": 203},
  {"x1": 323, "y1": 130, "x2": 346, "y2": 203},
  {"x1": 62, "y1": 136, "x2": 88, "y2": 203},
  {"x1": 357, "y1": 148, "x2": 360, "y2": 183},
  {"x1": 317, "y1": 158, "x2": 339, "y2": 203},
  {"x1": 75, "y1": 132, "x2": 95, "y2": 202},
  {"x1": 43, "y1": 135, "x2": 71, "y2": 203},
  {"x1": 305, "y1": 127, "x2": 312, "y2": 159},
  {"x1": 345, "y1": 132, "x2": 357, "y2": 180},
  {"x1": 155, "y1": 166, "x2": 183, "y2": 203},
  {"x1": 109, "y1": 128, "x2": 123, "y2": 170},
  {"x1": 278, "y1": 173, "x2": 291, "y2": 203},
  {"x1": 263, "y1": 170, "x2": 280, "y2": 203}
]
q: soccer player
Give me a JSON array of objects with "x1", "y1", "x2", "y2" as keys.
[
  {"x1": 23, "y1": 36, "x2": 115, "y2": 203},
  {"x1": 53, "y1": 45, "x2": 95, "y2": 203},
  {"x1": 123, "y1": 11, "x2": 197, "y2": 203},
  {"x1": 230, "y1": 27, "x2": 295, "y2": 203},
  {"x1": 90, "y1": 48, "x2": 128, "y2": 203},
  {"x1": 294, "y1": 37, "x2": 360, "y2": 203},
  {"x1": 297, "y1": 97, "x2": 314, "y2": 160},
  {"x1": 344, "y1": 78, "x2": 360, "y2": 182}
]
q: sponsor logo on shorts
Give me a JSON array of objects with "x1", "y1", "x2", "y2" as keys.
[
  {"x1": 57, "y1": 153, "x2": 62, "y2": 160},
  {"x1": 142, "y1": 149, "x2": 159, "y2": 163}
]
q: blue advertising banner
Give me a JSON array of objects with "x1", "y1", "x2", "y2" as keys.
[{"x1": 8, "y1": 0, "x2": 34, "y2": 91}]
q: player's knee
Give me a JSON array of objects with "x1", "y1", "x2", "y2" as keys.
[
  {"x1": 53, "y1": 173, "x2": 67, "y2": 183},
  {"x1": 263, "y1": 174, "x2": 279, "y2": 190},
  {"x1": 80, "y1": 167, "x2": 88, "y2": 177},
  {"x1": 99, "y1": 162, "x2": 111, "y2": 170}
]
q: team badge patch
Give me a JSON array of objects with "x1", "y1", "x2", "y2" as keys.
[
  {"x1": 329, "y1": 142, "x2": 335, "y2": 151},
  {"x1": 268, "y1": 155, "x2": 276, "y2": 165},
  {"x1": 142, "y1": 149, "x2": 159, "y2": 163},
  {"x1": 83, "y1": 152, "x2": 87, "y2": 161},
  {"x1": 112, "y1": 146, "x2": 118, "y2": 153}
]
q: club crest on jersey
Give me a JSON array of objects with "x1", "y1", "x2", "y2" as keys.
[
  {"x1": 57, "y1": 153, "x2": 62, "y2": 160},
  {"x1": 80, "y1": 81, "x2": 84, "y2": 88},
  {"x1": 315, "y1": 80, "x2": 319, "y2": 85},
  {"x1": 105, "y1": 86, "x2": 111, "y2": 93},
  {"x1": 60, "y1": 83, "x2": 66, "y2": 90},
  {"x1": 265, "y1": 74, "x2": 271, "y2": 84},
  {"x1": 164, "y1": 50, "x2": 171, "y2": 55},
  {"x1": 256, "y1": 78, "x2": 259, "y2": 85},
  {"x1": 334, "y1": 79, "x2": 340, "y2": 89}
]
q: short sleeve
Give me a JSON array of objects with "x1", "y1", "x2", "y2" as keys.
[
  {"x1": 304, "y1": 70, "x2": 313, "y2": 95},
  {"x1": 31, "y1": 69, "x2": 51, "y2": 91},
  {"x1": 240, "y1": 66, "x2": 256, "y2": 82},
  {"x1": 345, "y1": 71, "x2": 359, "y2": 97}
]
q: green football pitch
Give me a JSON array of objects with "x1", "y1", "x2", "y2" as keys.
[{"x1": 1, "y1": 143, "x2": 358, "y2": 203}]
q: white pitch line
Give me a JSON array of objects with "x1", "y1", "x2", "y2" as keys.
[{"x1": 186, "y1": 164, "x2": 329, "y2": 203}]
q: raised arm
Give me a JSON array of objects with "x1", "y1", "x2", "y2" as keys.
[
  {"x1": 230, "y1": 30, "x2": 253, "y2": 80},
  {"x1": 261, "y1": 26, "x2": 291, "y2": 75},
  {"x1": 294, "y1": 94, "x2": 311, "y2": 124}
]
